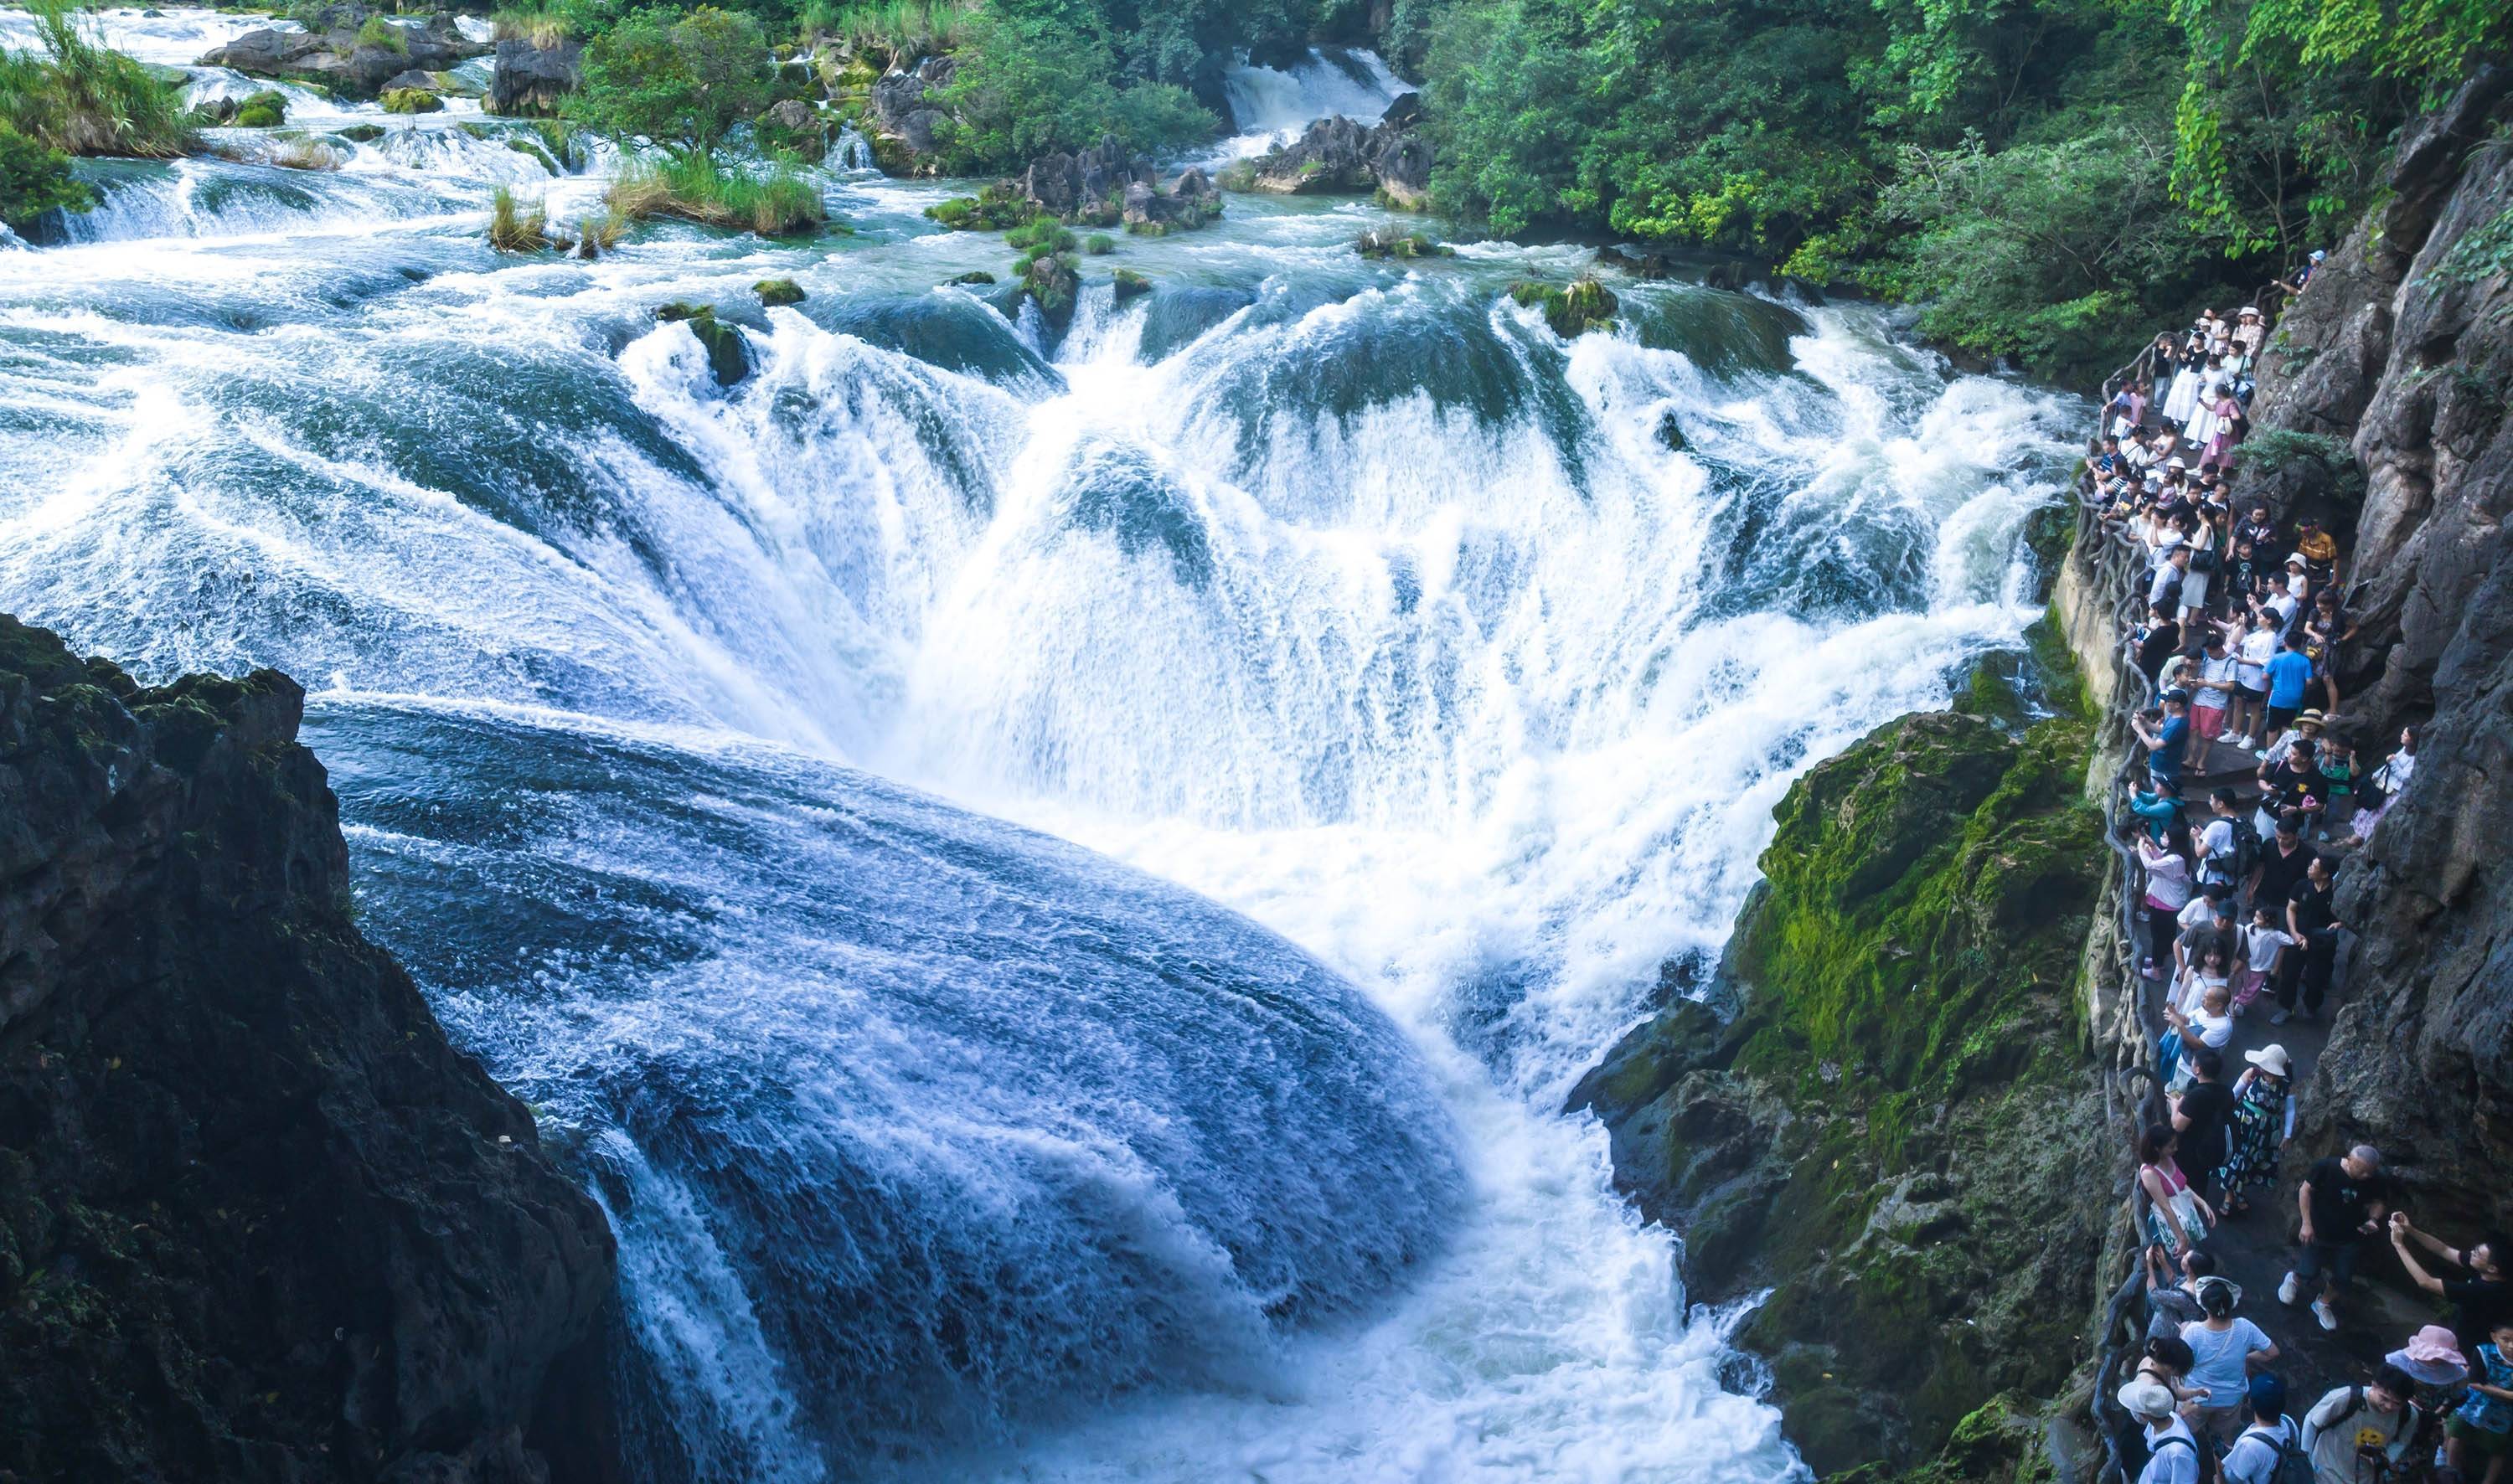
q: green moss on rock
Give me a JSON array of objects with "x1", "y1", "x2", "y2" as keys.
[
  {"x1": 379, "y1": 88, "x2": 442, "y2": 115},
  {"x1": 655, "y1": 302, "x2": 749, "y2": 387},
  {"x1": 753, "y1": 277, "x2": 806, "y2": 307},
  {"x1": 1509, "y1": 276, "x2": 1620, "y2": 337},
  {"x1": 1571, "y1": 707, "x2": 2105, "y2": 1476}
]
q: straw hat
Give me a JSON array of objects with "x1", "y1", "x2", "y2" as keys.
[{"x1": 2244, "y1": 1044, "x2": 2293, "y2": 1078}]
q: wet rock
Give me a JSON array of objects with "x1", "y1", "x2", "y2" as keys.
[
  {"x1": 0, "y1": 616, "x2": 617, "y2": 1481},
  {"x1": 656, "y1": 301, "x2": 750, "y2": 387},
  {"x1": 1111, "y1": 267, "x2": 1152, "y2": 302},
  {"x1": 1573, "y1": 710, "x2": 2106, "y2": 1475},
  {"x1": 1022, "y1": 134, "x2": 1151, "y2": 224},
  {"x1": 487, "y1": 35, "x2": 581, "y2": 117},
  {"x1": 199, "y1": 7, "x2": 488, "y2": 101},
  {"x1": 754, "y1": 277, "x2": 806, "y2": 307},
  {"x1": 379, "y1": 86, "x2": 442, "y2": 114},
  {"x1": 1508, "y1": 277, "x2": 1620, "y2": 338},
  {"x1": 1242, "y1": 102, "x2": 1436, "y2": 205}
]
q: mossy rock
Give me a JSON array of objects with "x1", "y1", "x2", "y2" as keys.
[
  {"x1": 231, "y1": 89, "x2": 287, "y2": 128},
  {"x1": 923, "y1": 181, "x2": 1030, "y2": 233},
  {"x1": 1019, "y1": 251, "x2": 1081, "y2": 327},
  {"x1": 1111, "y1": 268, "x2": 1152, "y2": 302},
  {"x1": 503, "y1": 136, "x2": 560, "y2": 174},
  {"x1": 337, "y1": 122, "x2": 384, "y2": 144},
  {"x1": 753, "y1": 278, "x2": 806, "y2": 307},
  {"x1": 943, "y1": 270, "x2": 997, "y2": 286},
  {"x1": 379, "y1": 88, "x2": 443, "y2": 115},
  {"x1": 1355, "y1": 227, "x2": 1452, "y2": 260},
  {"x1": 1509, "y1": 276, "x2": 1620, "y2": 338},
  {"x1": 655, "y1": 303, "x2": 748, "y2": 387}
]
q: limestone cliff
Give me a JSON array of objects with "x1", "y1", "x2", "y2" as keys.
[
  {"x1": 1572, "y1": 700, "x2": 2107, "y2": 1477},
  {"x1": 2236, "y1": 67, "x2": 2513, "y2": 1245},
  {"x1": 0, "y1": 616, "x2": 617, "y2": 1483}
]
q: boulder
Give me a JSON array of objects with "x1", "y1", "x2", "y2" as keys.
[
  {"x1": 197, "y1": 6, "x2": 488, "y2": 100},
  {"x1": 656, "y1": 302, "x2": 750, "y2": 387},
  {"x1": 1022, "y1": 134, "x2": 1148, "y2": 223},
  {"x1": 487, "y1": 35, "x2": 581, "y2": 116},
  {"x1": 1245, "y1": 104, "x2": 1437, "y2": 205},
  {"x1": 754, "y1": 277, "x2": 807, "y2": 307},
  {"x1": 1112, "y1": 268, "x2": 1153, "y2": 302},
  {"x1": 0, "y1": 616, "x2": 618, "y2": 1483}
]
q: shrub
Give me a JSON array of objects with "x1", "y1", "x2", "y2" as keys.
[
  {"x1": 923, "y1": 181, "x2": 1028, "y2": 232},
  {"x1": 567, "y1": 5, "x2": 769, "y2": 155},
  {"x1": 488, "y1": 184, "x2": 551, "y2": 250},
  {"x1": 354, "y1": 15, "x2": 409, "y2": 54},
  {"x1": 488, "y1": 8, "x2": 575, "y2": 47},
  {"x1": 0, "y1": 0, "x2": 197, "y2": 157},
  {"x1": 927, "y1": 8, "x2": 1214, "y2": 173},
  {"x1": 1084, "y1": 232, "x2": 1112, "y2": 255},
  {"x1": 1112, "y1": 267, "x2": 1151, "y2": 301},
  {"x1": 0, "y1": 118, "x2": 92, "y2": 228},
  {"x1": 379, "y1": 88, "x2": 442, "y2": 114},
  {"x1": 603, "y1": 152, "x2": 827, "y2": 237},
  {"x1": 1004, "y1": 214, "x2": 1076, "y2": 254}
]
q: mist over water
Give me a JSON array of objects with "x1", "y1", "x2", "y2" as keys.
[{"x1": 0, "y1": 17, "x2": 2083, "y2": 1480}]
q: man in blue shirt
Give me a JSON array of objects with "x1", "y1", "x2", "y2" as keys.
[
  {"x1": 2263, "y1": 639, "x2": 2314, "y2": 745},
  {"x1": 2134, "y1": 690, "x2": 2193, "y2": 793}
]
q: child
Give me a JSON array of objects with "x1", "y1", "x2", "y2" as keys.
[
  {"x1": 2447, "y1": 1319, "x2": 2513, "y2": 1484},
  {"x1": 2234, "y1": 904, "x2": 2293, "y2": 1014}
]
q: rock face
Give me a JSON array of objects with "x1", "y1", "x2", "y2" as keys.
[
  {"x1": 1573, "y1": 705, "x2": 2107, "y2": 1476},
  {"x1": 199, "y1": 5, "x2": 488, "y2": 100},
  {"x1": 487, "y1": 36, "x2": 581, "y2": 117},
  {"x1": 2235, "y1": 67, "x2": 2513, "y2": 1239},
  {"x1": 1241, "y1": 96, "x2": 1433, "y2": 204},
  {"x1": 0, "y1": 616, "x2": 617, "y2": 1483},
  {"x1": 1022, "y1": 134, "x2": 1149, "y2": 223}
]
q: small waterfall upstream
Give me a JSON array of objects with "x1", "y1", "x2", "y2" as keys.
[{"x1": 0, "y1": 15, "x2": 2085, "y2": 1481}]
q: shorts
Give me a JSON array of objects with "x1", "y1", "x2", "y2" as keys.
[
  {"x1": 2448, "y1": 1417, "x2": 2513, "y2": 1458},
  {"x1": 2192, "y1": 703, "x2": 2227, "y2": 739},
  {"x1": 2239, "y1": 682, "x2": 2268, "y2": 703},
  {"x1": 2265, "y1": 703, "x2": 2300, "y2": 734}
]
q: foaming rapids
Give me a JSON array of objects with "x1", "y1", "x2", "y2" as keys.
[
  {"x1": 1215, "y1": 47, "x2": 1412, "y2": 157},
  {"x1": 0, "y1": 17, "x2": 2084, "y2": 1476}
]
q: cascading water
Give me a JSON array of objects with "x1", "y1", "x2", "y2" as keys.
[
  {"x1": 1215, "y1": 46, "x2": 1413, "y2": 157},
  {"x1": 0, "y1": 13, "x2": 2086, "y2": 1480}
]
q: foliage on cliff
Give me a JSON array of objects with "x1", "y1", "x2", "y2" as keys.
[
  {"x1": 1573, "y1": 697, "x2": 2107, "y2": 1476},
  {"x1": 0, "y1": 616, "x2": 617, "y2": 1482}
]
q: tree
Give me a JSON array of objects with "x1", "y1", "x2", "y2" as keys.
[
  {"x1": 566, "y1": 5, "x2": 771, "y2": 153},
  {"x1": 929, "y1": 6, "x2": 1214, "y2": 173},
  {"x1": 0, "y1": 120, "x2": 92, "y2": 230}
]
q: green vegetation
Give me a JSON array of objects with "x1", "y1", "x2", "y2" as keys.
[
  {"x1": 605, "y1": 151, "x2": 826, "y2": 234},
  {"x1": 1111, "y1": 265, "x2": 1150, "y2": 299},
  {"x1": 798, "y1": 0, "x2": 971, "y2": 57},
  {"x1": 0, "y1": 0, "x2": 197, "y2": 160},
  {"x1": 232, "y1": 89, "x2": 287, "y2": 129},
  {"x1": 568, "y1": 6, "x2": 771, "y2": 154},
  {"x1": 1355, "y1": 226, "x2": 1453, "y2": 259},
  {"x1": 656, "y1": 300, "x2": 750, "y2": 384},
  {"x1": 944, "y1": 268, "x2": 996, "y2": 284},
  {"x1": 379, "y1": 87, "x2": 442, "y2": 114},
  {"x1": 923, "y1": 5, "x2": 1215, "y2": 173},
  {"x1": 924, "y1": 180, "x2": 1030, "y2": 230},
  {"x1": 1413, "y1": 0, "x2": 2511, "y2": 378},
  {"x1": 353, "y1": 15, "x2": 409, "y2": 54},
  {"x1": 754, "y1": 276, "x2": 806, "y2": 304},
  {"x1": 1083, "y1": 231, "x2": 1112, "y2": 255},
  {"x1": 0, "y1": 121, "x2": 92, "y2": 230},
  {"x1": 338, "y1": 121, "x2": 385, "y2": 143},
  {"x1": 487, "y1": 184, "x2": 552, "y2": 250},
  {"x1": 489, "y1": 7, "x2": 580, "y2": 47}
]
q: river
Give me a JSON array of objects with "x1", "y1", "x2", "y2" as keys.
[{"x1": 0, "y1": 13, "x2": 2082, "y2": 1480}]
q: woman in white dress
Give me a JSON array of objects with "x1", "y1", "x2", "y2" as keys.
[
  {"x1": 2185, "y1": 358, "x2": 2228, "y2": 446},
  {"x1": 2163, "y1": 345, "x2": 2205, "y2": 425}
]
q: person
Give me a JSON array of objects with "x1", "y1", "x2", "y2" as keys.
[
  {"x1": 2313, "y1": 735, "x2": 2356, "y2": 843},
  {"x1": 2236, "y1": 503, "x2": 2278, "y2": 556},
  {"x1": 2258, "y1": 708, "x2": 2325, "y2": 770},
  {"x1": 2251, "y1": 813, "x2": 2313, "y2": 912},
  {"x1": 2139, "y1": 833, "x2": 2196, "y2": 979},
  {"x1": 2182, "y1": 1275, "x2": 2279, "y2": 1447},
  {"x1": 2304, "y1": 589, "x2": 2356, "y2": 713},
  {"x1": 2232, "y1": 307, "x2": 2269, "y2": 360},
  {"x1": 2277, "y1": 854, "x2": 2344, "y2": 1024},
  {"x1": 2216, "y1": 1044, "x2": 2295, "y2": 1213},
  {"x1": 2191, "y1": 635, "x2": 2240, "y2": 744},
  {"x1": 2390, "y1": 1214, "x2": 2512, "y2": 1373},
  {"x1": 2138, "y1": 608, "x2": 2186, "y2": 685},
  {"x1": 2299, "y1": 1364, "x2": 2422, "y2": 1484},
  {"x1": 2283, "y1": 1144, "x2": 2387, "y2": 1331},
  {"x1": 2221, "y1": 1373, "x2": 2295, "y2": 1484},
  {"x1": 2172, "y1": 1047, "x2": 2237, "y2": 1199},
  {"x1": 2262, "y1": 636, "x2": 2315, "y2": 749},
  {"x1": 2133, "y1": 784, "x2": 2190, "y2": 846},
  {"x1": 2296, "y1": 518, "x2": 2340, "y2": 590},
  {"x1": 2447, "y1": 1318, "x2": 2513, "y2": 1484},
  {"x1": 2255, "y1": 737, "x2": 2325, "y2": 840},
  {"x1": 2194, "y1": 787, "x2": 2252, "y2": 891},
  {"x1": 2165, "y1": 342, "x2": 2206, "y2": 426},
  {"x1": 2199, "y1": 389, "x2": 2246, "y2": 473},
  {"x1": 2134, "y1": 691, "x2": 2193, "y2": 796},
  {"x1": 2230, "y1": 608, "x2": 2280, "y2": 750},
  {"x1": 2122, "y1": 1374, "x2": 2203, "y2": 1484},
  {"x1": 2222, "y1": 534, "x2": 2271, "y2": 624},
  {"x1": 2390, "y1": 1323, "x2": 2472, "y2": 1391},
  {"x1": 2146, "y1": 1243, "x2": 2223, "y2": 1339},
  {"x1": 2142, "y1": 1123, "x2": 2216, "y2": 1260},
  {"x1": 2175, "y1": 898, "x2": 2238, "y2": 987},
  {"x1": 2162, "y1": 981, "x2": 2234, "y2": 1086},
  {"x1": 2232, "y1": 902, "x2": 2293, "y2": 1015},
  {"x1": 2342, "y1": 724, "x2": 2418, "y2": 848}
]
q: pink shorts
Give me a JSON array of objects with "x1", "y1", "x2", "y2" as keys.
[
  {"x1": 2232, "y1": 966, "x2": 2272, "y2": 1007},
  {"x1": 2192, "y1": 704, "x2": 2227, "y2": 739}
]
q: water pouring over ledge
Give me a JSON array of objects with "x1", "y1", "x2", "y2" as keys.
[{"x1": 0, "y1": 15, "x2": 2083, "y2": 1478}]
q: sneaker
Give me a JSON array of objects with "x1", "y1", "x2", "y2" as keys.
[
  {"x1": 2142, "y1": 957, "x2": 2158, "y2": 979},
  {"x1": 2314, "y1": 1297, "x2": 2339, "y2": 1331},
  {"x1": 2270, "y1": 1008, "x2": 2292, "y2": 1024},
  {"x1": 2279, "y1": 1272, "x2": 2299, "y2": 1305}
]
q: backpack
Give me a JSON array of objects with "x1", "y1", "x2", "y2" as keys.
[
  {"x1": 2152, "y1": 1432, "x2": 2220, "y2": 1484},
  {"x1": 2232, "y1": 1418, "x2": 2313, "y2": 1484},
  {"x1": 2219, "y1": 817, "x2": 2259, "y2": 882}
]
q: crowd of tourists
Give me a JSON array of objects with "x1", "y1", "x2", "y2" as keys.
[{"x1": 2074, "y1": 271, "x2": 2508, "y2": 1484}]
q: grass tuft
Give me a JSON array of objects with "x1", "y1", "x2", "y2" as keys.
[
  {"x1": 0, "y1": 0, "x2": 198, "y2": 158},
  {"x1": 604, "y1": 152, "x2": 827, "y2": 237}
]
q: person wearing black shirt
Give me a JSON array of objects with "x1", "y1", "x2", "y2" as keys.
[
  {"x1": 2251, "y1": 817, "x2": 2313, "y2": 909},
  {"x1": 2170, "y1": 1047, "x2": 2238, "y2": 1199},
  {"x1": 2254, "y1": 742, "x2": 2325, "y2": 837},
  {"x1": 2236, "y1": 506, "x2": 2278, "y2": 555},
  {"x1": 2283, "y1": 1145, "x2": 2388, "y2": 1331},
  {"x1": 2391, "y1": 1216, "x2": 2512, "y2": 1375},
  {"x1": 2278, "y1": 855, "x2": 2345, "y2": 1023}
]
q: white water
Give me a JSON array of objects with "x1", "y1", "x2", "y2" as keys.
[
  {"x1": 0, "y1": 14, "x2": 2084, "y2": 1481},
  {"x1": 1215, "y1": 46, "x2": 1414, "y2": 159}
]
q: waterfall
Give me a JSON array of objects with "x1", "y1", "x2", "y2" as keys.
[
  {"x1": 832, "y1": 126, "x2": 877, "y2": 173},
  {"x1": 0, "y1": 18, "x2": 2086, "y2": 1478}
]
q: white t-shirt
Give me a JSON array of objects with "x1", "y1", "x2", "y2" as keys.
[
  {"x1": 2144, "y1": 852, "x2": 2193, "y2": 910},
  {"x1": 2237, "y1": 629, "x2": 2276, "y2": 688},
  {"x1": 2222, "y1": 1415, "x2": 2294, "y2": 1484},
  {"x1": 2196, "y1": 653, "x2": 2239, "y2": 708},
  {"x1": 2178, "y1": 895, "x2": 2217, "y2": 930},
  {"x1": 2181, "y1": 1317, "x2": 2276, "y2": 1407},
  {"x1": 2199, "y1": 818, "x2": 2235, "y2": 866},
  {"x1": 2140, "y1": 1418, "x2": 2201, "y2": 1484},
  {"x1": 2242, "y1": 925, "x2": 2294, "y2": 972},
  {"x1": 2185, "y1": 1007, "x2": 2234, "y2": 1049}
]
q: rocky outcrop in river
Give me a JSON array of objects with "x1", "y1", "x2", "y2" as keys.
[
  {"x1": 199, "y1": 4, "x2": 489, "y2": 100},
  {"x1": 0, "y1": 616, "x2": 616, "y2": 1483},
  {"x1": 1574, "y1": 702, "x2": 2108, "y2": 1476},
  {"x1": 488, "y1": 34, "x2": 581, "y2": 117},
  {"x1": 1236, "y1": 94, "x2": 1432, "y2": 205},
  {"x1": 2237, "y1": 66, "x2": 2513, "y2": 1241}
]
